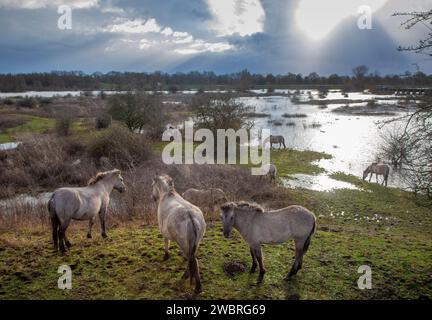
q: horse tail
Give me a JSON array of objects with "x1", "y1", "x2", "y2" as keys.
[
  {"x1": 186, "y1": 211, "x2": 201, "y2": 290},
  {"x1": 303, "y1": 217, "x2": 316, "y2": 254},
  {"x1": 48, "y1": 193, "x2": 59, "y2": 249}
]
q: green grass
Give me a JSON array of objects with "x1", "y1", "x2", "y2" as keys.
[
  {"x1": 0, "y1": 124, "x2": 431, "y2": 299},
  {"x1": 0, "y1": 219, "x2": 430, "y2": 300},
  {"x1": 270, "y1": 149, "x2": 331, "y2": 176},
  {"x1": 0, "y1": 114, "x2": 96, "y2": 143},
  {"x1": 0, "y1": 114, "x2": 55, "y2": 143}
]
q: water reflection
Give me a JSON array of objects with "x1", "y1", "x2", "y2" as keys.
[
  {"x1": 282, "y1": 174, "x2": 359, "y2": 191},
  {"x1": 240, "y1": 93, "x2": 409, "y2": 189}
]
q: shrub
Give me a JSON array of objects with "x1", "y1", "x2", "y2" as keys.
[
  {"x1": 95, "y1": 113, "x2": 112, "y2": 129},
  {"x1": 3, "y1": 98, "x2": 14, "y2": 105},
  {"x1": 56, "y1": 116, "x2": 73, "y2": 137},
  {"x1": 18, "y1": 97, "x2": 37, "y2": 108},
  {"x1": 0, "y1": 115, "x2": 26, "y2": 131},
  {"x1": 88, "y1": 126, "x2": 153, "y2": 169},
  {"x1": 109, "y1": 92, "x2": 166, "y2": 135},
  {"x1": 168, "y1": 85, "x2": 178, "y2": 93}
]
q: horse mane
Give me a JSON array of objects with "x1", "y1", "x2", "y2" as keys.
[
  {"x1": 87, "y1": 170, "x2": 119, "y2": 185},
  {"x1": 159, "y1": 174, "x2": 175, "y2": 194},
  {"x1": 88, "y1": 172, "x2": 107, "y2": 185},
  {"x1": 236, "y1": 201, "x2": 264, "y2": 213},
  {"x1": 222, "y1": 201, "x2": 264, "y2": 213}
]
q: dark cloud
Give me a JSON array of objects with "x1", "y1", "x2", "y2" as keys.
[{"x1": 0, "y1": 0, "x2": 429, "y2": 74}]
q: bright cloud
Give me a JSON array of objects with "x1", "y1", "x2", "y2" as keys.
[
  {"x1": 107, "y1": 18, "x2": 161, "y2": 33},
  {"x1": 161, "y1": 27, "x2": 173, "y2": 36},
  {"x1": 295, "y1": 0, "x2": 389, "y2": 40},
  {"x1": 105, "y1": 16, "x2": 233, "y2": 56},
  {"x1": 0, "y1": 0, "x2": 99, "y2": 9},
  {"x1": 206, "y1": 0, "x2": 265, "y2": 36}
]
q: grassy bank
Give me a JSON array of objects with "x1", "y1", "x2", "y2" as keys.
[
  {"x1": 0, "y1": 148, "x2": 431, "y2": 299},
  {"x1": 0, "y1": 218, "x2": 430, "y2": 299}
]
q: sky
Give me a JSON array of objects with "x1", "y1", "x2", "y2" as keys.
[{"x1": 0, "y1": 0, "x2": 431, "y2": 75}]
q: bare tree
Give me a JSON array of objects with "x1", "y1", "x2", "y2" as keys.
[
  {"x1": 108, "y1": 92, "x2": 166, "y2": 138},
  {"x1": 393, "y1": 10, "x2": 432, "y2": 56},
  {"x1": 377, "y1": 9, "x2": 432, "y2": 198}
]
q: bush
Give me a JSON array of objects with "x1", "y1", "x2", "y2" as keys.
[
  {"x1": 3, "y1": 98, "x2": 14, "y2": 105},
  {"x1": 0, "y1": 115, "x2": 26, "y2": 131},
  {"x1": 95, "y1": 114, "x2": 112, "y2": 129},
  {"x1": 109, "y1": 92, "x2": 166, "y2": 135},
  {"x1": 88, "y1": 126, "x2": 153, "y2": 169},
  {"x1": 18, "y1": 97, "x2": 37, "y2": 108},
  {"x1": 0, "y1": 134, "x2": 93, "y2": 194},
  {"x1": 56, "y1": 116, "x2": 73, "y2": 137},
  {"x1": 168, "y1": 85, "x2": 178, "y2": 93}
]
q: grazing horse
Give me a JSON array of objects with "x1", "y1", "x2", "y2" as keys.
[
  {"x1": 221, "y1": 201, "x2": 316, "y2": 280},
  {"x1": 259, "y1": 163, "x2": 277, "y2": 182},
  {"x1": 362, "y1": 163, "x2": 390, "y2": 186},
  {"x1": 182, "y1": 188, "x2": 227, "y2": 213},
  {"x1": 152, "y1": 175, "x2": 206, "y2": 293},
  {"x1": 48, "y1": 169, "x2": 126, "y2": 253},
  {"x1": 265, "y1": 135, "x2": 286, "y2": 149}
]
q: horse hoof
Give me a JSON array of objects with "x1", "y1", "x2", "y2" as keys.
[
  {"x1": 259, "y1": 269, "x2": 266, "y2": 275},
  {"x1": 87, "y1": 233, "x2": 92, "y2": 239},
  {"x1": 163, "y1": 253, "x2": 170, "y2": 261},
  {"x1": 102, "y1": 233, "x2": 108, "y2": 239},
  {"x1": 250, "y1": 268, "x2": 257, "y2": 274}
]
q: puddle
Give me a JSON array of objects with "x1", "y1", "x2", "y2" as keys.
[
  {"x1": 0, "y1": 142, "x2": 21, "y2": 151},
  {"x1": 282, "y1": 174, "x2": 359, "y2": 191}
]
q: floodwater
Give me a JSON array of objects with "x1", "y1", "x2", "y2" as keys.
[
  {"x1": 1, "y1": 88, "x2": 412, "y2": 192},
  {"x1": 0, "y1": 89, "x2": 229, "y2": 98},
  {"x1": 239, "y1": 90, "x2": 411, "y2": 190},
  {"x1": 0, "y1": 142, "x2": 21, "y2": 151}
]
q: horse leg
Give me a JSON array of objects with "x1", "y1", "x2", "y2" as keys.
[
  {"x1": 249, "y1": 247, "x2": 258, "y2": 273},
  {"x1": 87, "y1": 217, "x2": 95, "y2": 239},
  {"x1": 51, "y1": 217, "x2": 59, "y2": 251},
  {"x1": 181, "y1": 267, "x2": 190, "y2": 280},
  {"x1": 64, "y1": 232, "x2": 72, "y2": 249},
  {"x1": 58, "y1": 220, "x2": 70, "y2": 254},
  {"x1": 376, "y1": 173, "x2": 379, "y2": 183},
  {"x1": 163, "y1": 238, "x2": 170, "y2": 261},
  {"x1": 286, "y1": 240, "x2": 304, "y2": 280},
  {"x1": 253, "y1": 245, "x2": 266, "y2": 275},
  {"x1": 99, "y1": 206, "x2": 108, "y2": 238},
  {"x1": 192, "y1": 257, "x2": 202, "y2": 293},
  {"x1": 369, "y1": 174, "x2": 372, "y2": 182}
]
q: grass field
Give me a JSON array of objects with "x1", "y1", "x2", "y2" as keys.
[{"x1": 0, "y1": 147, "x2": 431, "y2": 299}]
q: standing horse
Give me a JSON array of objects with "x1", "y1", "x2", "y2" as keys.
[
  {"x1": 48, "y1": 169, "x2": 126, "y2": 253},
  {"x1": 221, "y1": 201, "x2": 316, "y2": 280},
  {"x1": 265, "y1": 135, "x2": 286, "y2": 149},
  {"x1": 152, "y1": 175, "x2": 206, "y2": 293},
  {"x1": 362, "y1": 163, "x2": 390, "y2": 186}
]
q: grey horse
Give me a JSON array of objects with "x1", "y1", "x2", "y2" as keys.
[
  {"x1": 362, "y1": 163, "x2": 390, "y2": 186},
  {"x1": 221, "y1": 201, "x2": 316, "y2": 280},
  {"x1": 48, "y1": 169, "x2": 126, "y2": 253},
  {"x1": 152, "y1": 175, "x2": 206, "y2": 293},
  {"x1": 266, "y1": 135, "x2": 286, "y2": 149}
]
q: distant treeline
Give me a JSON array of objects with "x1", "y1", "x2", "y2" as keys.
[{"x1": 0, "y1": 69, "x2": 431, "y2": 92}]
